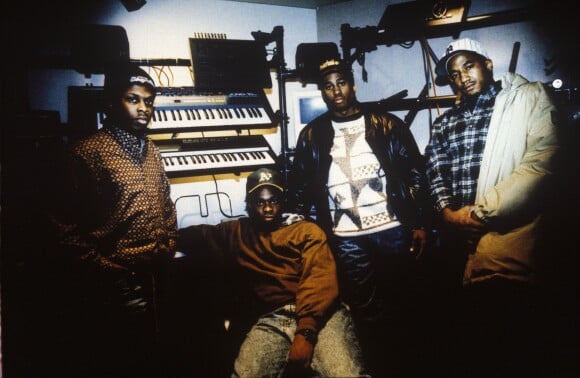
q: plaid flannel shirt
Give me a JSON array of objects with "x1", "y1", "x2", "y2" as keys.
[{"x1": 425, "y1": 81, "x2": 501, "y2": 212}]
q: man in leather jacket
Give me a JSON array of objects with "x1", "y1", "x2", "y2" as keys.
[{"x1": 286, "y1": 59, "x2": 430, "y2": 375}]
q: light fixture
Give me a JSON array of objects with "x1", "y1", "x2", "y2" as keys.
[{"x1": 120, "y1": 0, "x2": 146, "y2": 12}]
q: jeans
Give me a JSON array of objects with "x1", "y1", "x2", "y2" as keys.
[
  {"x1": 232, "y1": 304, "x2": 367, "y2": 378},
  {"x1": 333, "y1": 226, "x2": 412, "y2": 318}
]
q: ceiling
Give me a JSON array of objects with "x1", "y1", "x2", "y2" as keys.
[{"x1": 224, "y1": 0, "x2": 351, "y2": 9}]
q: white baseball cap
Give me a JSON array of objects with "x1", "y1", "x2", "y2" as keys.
[{"x1": 435, "y1": 38, "x2": 490, "y2": 77}]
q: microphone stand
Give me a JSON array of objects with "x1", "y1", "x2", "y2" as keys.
[{"x1": 252, "y1": 25, "x2": 297, "y2": 184}]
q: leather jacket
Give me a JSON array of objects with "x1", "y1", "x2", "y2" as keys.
[{"x1": 287, "y1": 102, "x2": 429, "y2": 235}]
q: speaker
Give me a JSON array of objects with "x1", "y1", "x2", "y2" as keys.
[
  {"x1": 295, "y1": 43, "x2": 340, "y2": 84},
  {"x1": 72, "y1": 24, "x2": 130, "y2": 75}
]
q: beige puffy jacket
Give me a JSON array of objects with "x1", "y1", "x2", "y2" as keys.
[{"x1": 466, "y1": 73, "x2": 560, "y2": 285}]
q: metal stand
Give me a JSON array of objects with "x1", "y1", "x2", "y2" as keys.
[
  {"x1": 339, "y1": 6, "x2": 531, "y2": 128},
  {"x1": 252, "y1": 26, "x2": 297, "y2": 184}
]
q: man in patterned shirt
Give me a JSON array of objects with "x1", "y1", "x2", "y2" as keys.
[
  {"x1": 51, "y1": 63, "x2": 177, "y2": 377},
  {"x1": 425, "y1": 38, "x2": 560, "y2": 376},
  {"x1": 287, "y1": 59, "x2": 430, "y2": 376}
]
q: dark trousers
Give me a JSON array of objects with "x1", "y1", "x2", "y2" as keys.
[
  {"x1": 54, "y1": 270, "x2": 164, "y2": 378},
  {"x1": 332, "y1": 226, "x2": 412, "y2": 314},
  {"x1": 425, "y1": 225, "x2": 580, "y2": 378},
  {"x1": 332, "y1": 226, "x2": 435, "y2": 377}
]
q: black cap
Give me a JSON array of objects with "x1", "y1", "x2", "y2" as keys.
[
  {"x1": 246, "y1": 168, "x2": 284, "y2": 194},
  {"x1": 319, "y1": 59, "x2": 351, "y2": 79}
]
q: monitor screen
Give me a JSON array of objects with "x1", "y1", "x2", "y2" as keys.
[
  {"x1": 189, "y1": 38, "x2": 272, "y2": 91},
  {"x1": 298, "y1": 95, "x2": 327, "y2": 125},
  {"x1": 291, "y1": 90, "x2": 327, "y2": 147}
]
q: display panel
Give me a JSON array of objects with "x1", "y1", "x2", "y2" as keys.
[
  {"x1": 189, "y1": 38, "x2": 272, "y2": 91},
  {"x1": 291, "y1": 90, "x2": 327, "y2": 147}
]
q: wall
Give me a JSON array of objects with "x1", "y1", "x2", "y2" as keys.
[
  {"x1": 5, "y1": 0, "x2": 320, "y2": 227},
  {"x1": 3, "y1": 0, "x2": 571, "y2": 228},
  {"x1": 316, "y1": 0, "x2": 568, "y2": 152},
  {"x1": 2, "y1": 1, "x2": 577, "y2": 375}
]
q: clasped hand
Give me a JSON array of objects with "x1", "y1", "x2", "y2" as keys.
[
  {"x1": 283, "y1": 334, "x2": 315, "y2": 377},
  {"x1": 442, "y1": 206, "x2": 486, "y2": 230}
]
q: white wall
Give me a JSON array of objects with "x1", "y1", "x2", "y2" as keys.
[
  {"x1": 19, "y1": 0, "x2": 319, "y2": 227},
  {"x1": 316, "y1": 0, "x2": 566, "y2": 152}
]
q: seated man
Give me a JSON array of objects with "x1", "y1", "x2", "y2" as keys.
[{"x1": 178, "y1": 167, "x2": 366, "y2": 377}]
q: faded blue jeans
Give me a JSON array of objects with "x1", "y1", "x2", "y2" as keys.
[{"x1": 232, "y1": 303, "x2": 367, "y2": 378}]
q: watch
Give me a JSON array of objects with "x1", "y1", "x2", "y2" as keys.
[{"x1": 295, "y1": 328, "x2": 318, "y2": 344}]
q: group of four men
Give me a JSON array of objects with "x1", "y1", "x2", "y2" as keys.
[{"x1": 52, "y1": 37, "x2": 562, "y2": 377}]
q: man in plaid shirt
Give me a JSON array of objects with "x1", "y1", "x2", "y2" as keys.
[{"x1": 425, "y1": 38, "x2": 560, "y2": 377}]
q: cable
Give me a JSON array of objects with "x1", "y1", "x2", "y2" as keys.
[
  {"x1": 173, "y1": 176, "x2": 245, "y2": 221},
  {"x1": 426, "y1": 43, "x2": 441, "y2": 119},
  {"x1": 161, "y1": 66, "x2": 174, "y2": 86},
  {"x1": 424, "y1": 46, "x2": 436, "y2": 131},
  {"x1": 151, "y1": 66, "x2": 173, "y2": 87},
  {"x1": 420, "y1": 39, "x2": 431, "y2": 94},
  {"x1": 174, "y1": 194, "x2": 205, "y2": 217},
  {"x1": 211, "y1": 175, "x2": 246, "y2": 218},
  {"x1": 423, "y1": 39, "x2": 441, "y2": 116}
]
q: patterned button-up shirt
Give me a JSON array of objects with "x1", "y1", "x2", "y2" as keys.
[
  {"x1": 55, "y1": 125, "x2": 178, "y2": 273},
  {"x1": 425, "y1": 81, "x2": 501, "y2": 212}
]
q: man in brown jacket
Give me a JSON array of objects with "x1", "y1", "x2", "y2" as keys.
[{"x1": 178, "y1": 167, "x2": 366, "y2": 377}]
